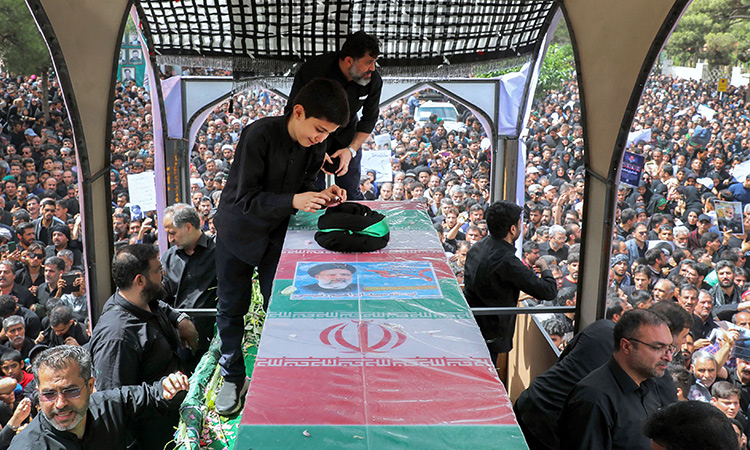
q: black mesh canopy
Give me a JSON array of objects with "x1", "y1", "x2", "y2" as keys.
[{"x1": 138, "y1": 0, "x2": 556, "y2": 73}]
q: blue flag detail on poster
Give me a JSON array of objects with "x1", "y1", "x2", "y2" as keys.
[
  {"x1": 291, "y1": 261, "x2": 443, "y2": 300},
  {"x1": 621, "y1": 151, "x2": 645, "y2": 188}
]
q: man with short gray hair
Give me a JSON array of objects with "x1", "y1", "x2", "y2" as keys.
[
  {"x1": 162, "y1": 203, "x2": 217, "y2": 370},
  {"x1": 540, "y1": 224, "x2": 569, "y2": 261},
  {"x1": 2, "y1": 315, "x2": 34, "y2": 359}
]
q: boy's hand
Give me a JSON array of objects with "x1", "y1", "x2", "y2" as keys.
[
  {"x1": 293, "y1": 191, "x2": 332, "y2": 212},
  {"x1": 322, "y1": 185, "x2": 347, "y2": 207}
]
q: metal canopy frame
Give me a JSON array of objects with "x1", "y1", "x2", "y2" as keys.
[{"x1": 24, "y1": 0, "x2": 693, "y2": 329}]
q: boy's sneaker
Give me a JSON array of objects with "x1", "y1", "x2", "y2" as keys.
[{"x1": 215, "y1": 378, "x2": 249, "y2": 416}]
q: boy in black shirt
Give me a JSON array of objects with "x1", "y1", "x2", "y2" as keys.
[{"x1": 213, "y1": 78, "x2": 349, "y2": 415}]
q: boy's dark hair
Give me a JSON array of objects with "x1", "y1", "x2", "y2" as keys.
[
  {"x1": 0, "y1": 295, "x2": 17, "y2": 317},
  {"x1": 292, "y1": 78, "x2": 349, "y2": 127},
  {"x1": 711, "y1": 380, "x2": 741, "y2": 400},
  {"x1": 605, "y1": 296, "x2": 624, "y2": 320},
  {"x1": 700, "y1": 231, "x2": 720, "y2": 248},
  {"x1": 555, "y1": 287, "x2": 576, "y2": 306},
  {"x1": 111, "y1": 243, "x2": 159, "y2": 290},
  {"x1": 0, "y1": 350, "x2": 22, "y2": 365},
  {"x1": 650, "y1": 300, "x2": 693, "y2": 336},
  {"x1": 669, "y1": 365, "x2": 691, "y2": 397},
  {"x1": 543, "y1": 318, "x2": 567, "y2": 337},
  {"x1": 644, "y1": 401, "x2": 739, "y2": 450},
  {"x1": 50, "y1": 304, "x2": 74, "y2": 327},
  {"x1": 339, "y1": 31, "x2": 381, "y2": 60},
  {"x1": 628, "y1": 290, "x2": 651, "y2": 308},
  {"x1": 485, "y1": 200, "x2": 522, "y2": 239}
]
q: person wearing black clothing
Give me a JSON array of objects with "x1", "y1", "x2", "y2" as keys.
[
  {"x1": 162, "y1": 203, "x2": 217, "y2": 372},
  {"x1": 0, "y1": 295, "x2": 41, "y2": 340},
  {"x1": 213, "y1": 79, "x2": 350, "y2": 416},
  {"x1": 284, "y1": 31, "x2": 382, "y2": 200},
  {"x1": 515, "y1": 319, "x2": 615, "y2": 450},
  {"x1": 1, "y1": 315, "x2": 35, "y2": 360},
  {"x1": 0, "y1": 262, "x2": 35, "y2": 310},
  {"x1": 38, "y1": 304, "x2": 89, "y2": 347},
  {"x1": 558, "y1": 309, "x2": 677, "y2": 450},
  {"x1": 9, "y1": 345, "x2": 190, "y2": 450},
  {"x1": 463, "y1": 201, "x2": 557, "y2": 382},
  {"x1": 89, "y1": 244, "x2": 197, "y2": 450},
  {"x1": 13, "y1": 243, "x2": 45, "y2": 294}
]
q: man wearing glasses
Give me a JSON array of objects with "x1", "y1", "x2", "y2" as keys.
[
  {"x1": 558, "y1": 309, "x2": 677, "y2": 450},
  {"x1": 9, "y1": 345, "x2": 189, "y2": 448}
]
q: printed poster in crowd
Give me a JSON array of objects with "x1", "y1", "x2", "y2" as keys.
[
  {"x1": 127, "y1": 171, "x2": 157, "y2": 219},
  {"x1": 373, "y1": 133, "x2": 392, "y2": 151},
  {"x1": 716, "y1": 200, "x2": 744, "y2": 234},
  {"x1": 291, "y1": 261, "x2": 442, "y2": 300},
  {"x1": 620, "y1": 151, "x2": 645, "y2": 188},
  {"x1": 362, "y1": 149, "x2": 393, "y2": 183}
]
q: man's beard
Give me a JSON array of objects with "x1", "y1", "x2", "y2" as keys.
[
  {"x1": 44, "y1": 398, "x2": 88, "y2": 432},
  {"x1": 349, "y1": 66, "x2": 372, "y2": 86},
  {"x1": 318, "y1": 279, "x2": 350, "y2": 290},
  {"x1": 141, "y1": 277, "x2": 166, "y2": 302}
]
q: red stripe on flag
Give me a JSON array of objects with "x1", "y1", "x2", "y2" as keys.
[{"x1": 241, "y1": 362, "x2": 516, "y2": 426}]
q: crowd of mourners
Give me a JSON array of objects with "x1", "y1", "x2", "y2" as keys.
[{"x1": 1, "y1": 56, "x2": 750, "y2": 447}]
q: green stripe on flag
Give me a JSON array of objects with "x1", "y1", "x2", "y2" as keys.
[
  {"x1": 235, "y1": 425, "x2": 529, "y2": 449},
  {"x1": 287, "y1": 209, "x2": 435, "y2": 231}
]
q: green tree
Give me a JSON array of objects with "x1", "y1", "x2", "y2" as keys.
[
  {"x1": 0, "y1": 0, "x2": 53, "y2": 121},
  {"x1": 476, "y1": 44, "x2": 575, "y2": 98},
  {"x1": 665, "y1": 0, "x2": 750, "y2": 67}
]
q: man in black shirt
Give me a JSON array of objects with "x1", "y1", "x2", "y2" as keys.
[
  {"x1": 0, "y1": 261, "x2": 35, "y2": 310},
  {"x1": 90, "y1": 244, "x2": 198, "y2": 449},
  {"x1": 9, "y1": 345, "x2": 190, "y2": 450},
  {"x1": 39, "y1": 304, "x2": 89, "y2": 347},
  {"x1": 559, "y1": 309, "x2": 677, "y2": 450},
  {"x1": 284, "y1": 31, "x2": 382, "y2": 200},
  {"x1": 162, "y1": 203, "x2": 217, "y2": 372},
  {"x1": 214, "y1": 79, "x2": 349, "y2": 416},
  {"x1": 463, "y1": 200, "x2": 557, "y2": 382}
]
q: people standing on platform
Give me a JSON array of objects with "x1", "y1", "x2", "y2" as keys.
[
  {"x1": 284, "y1": 31, "x2": 382, "y2": 200},
  {"x1": 463, "y1": 200, "x2": 557, "y2": 382},
  {"x1": 213, "y1": 79, "x2": 350, "y2": 416},
  {"x1": 161, "y1": 203, "x2": 217, "y2": 373},
  {"x1": 89, "y1": 243, "x2": 198, "y2": 449}
]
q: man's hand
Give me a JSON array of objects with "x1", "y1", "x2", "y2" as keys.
[
  {"x1": 162, "y1": 372, "x2": 190, "y2": 400},
  {"x1": 55, "y1": 277, "x2": 66, "y2": 296},
  {"x1": 330, "y1": 148, "x2": 353, "y2": 176},
  {"x1": 535, "y1": 259, "x2": 549, "y2": 272},
  {"x1": 693, "y1": 338, "x2": 711, "y2": 350},
  {"x1": 177, "y1": 318, "x2": 199, "y2": 353},
  {"x1": 74, "y1": 274, "x2": 86, "y2": 296},
  {"x1": 7, "y1": 398, "x2": 31, "y2": 431},
  {"x1": 293, "y1": 191, "x2": 333, "y2": 213},
  {"x1": 6, "y1": 249, "x2": 21, "y2": 263},
  {"x1": 64, "y1": 336, "x2": 80, "y2": 347}
]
